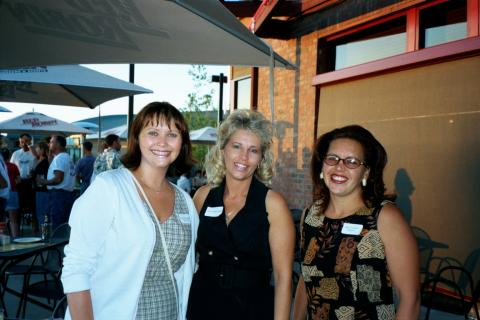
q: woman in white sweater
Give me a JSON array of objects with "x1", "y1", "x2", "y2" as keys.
[{"x1": 62, "y1": 102, "x2": 199, "y2": 320}]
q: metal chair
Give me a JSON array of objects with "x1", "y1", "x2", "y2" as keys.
[
  {"x1": 13, "y1": 223, "x2": 70, "y2": 317},
  {"x1": 422, "y1": 265, "x2": 479, "y2": 319},
  {"x1": 52, "y1": 294, "x2": 68, "y2": 319},
  {"x1": 290, "y1": 208, "x2": 304, "y2": 296},
  {"x1": 411, "y1": 226, "x2": 434, "y2": 283}
]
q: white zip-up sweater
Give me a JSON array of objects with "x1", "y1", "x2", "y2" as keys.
[{"x1": 61, "y1": 168, "x2": 198, "y2": 320}]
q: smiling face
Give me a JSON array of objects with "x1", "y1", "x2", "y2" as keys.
[
  {"x1": 138, "y1": 119, "x2": 182, "y2": 171},
  {"x1": 222, "y1": 129, "x2": 262, "y2": 182},
  {"x1": 322, "y1": 138, "x2": 369, "y2": 199},
  {"x1": 19, "y1": 135, "x2": 31, "y2": 151}
]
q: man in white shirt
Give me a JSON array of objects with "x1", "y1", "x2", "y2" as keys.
[
  {"x1": 37, "y1": 135, "x2": 75, "y2": 230},
  {"x1": 10, "y1": 133, "x2": 37, "y2": 218}
]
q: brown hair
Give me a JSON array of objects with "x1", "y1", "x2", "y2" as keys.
[{"x1": 121, "y1": 102, "x2": 194, "y2": 176}]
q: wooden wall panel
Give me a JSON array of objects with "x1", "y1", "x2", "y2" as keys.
[{"x1": 317, "y1": 56, "x2": 480, "y2": 268}]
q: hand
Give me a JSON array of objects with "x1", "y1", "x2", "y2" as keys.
[{"x1": 36, "y1": 176, "x2": 46, "y2": 186}]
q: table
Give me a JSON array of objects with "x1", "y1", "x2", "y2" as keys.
[{"x1": 0, "y1": 238, "x2": 69, "y2": 317}]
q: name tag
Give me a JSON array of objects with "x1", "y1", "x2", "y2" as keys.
[
  {"x1": 205, "y1": 206, "x2": 223, "y2": 217},
  {"x1": 341, "y1": 223, "x2": 363, "y2": 235}
]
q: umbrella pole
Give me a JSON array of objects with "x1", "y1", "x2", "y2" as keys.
[
  {"x1": 127, "y1": 64, "x2": 135, "y2": 138},
  {"x1": 98, "y1": 105, "x2": 102, "y2": 154}
]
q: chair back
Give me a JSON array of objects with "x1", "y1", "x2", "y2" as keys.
[
  {"x1": 43, "y1": 223, "x2": 71, "y2": 273},
  {"x1": 462, "y1": 249, "x2": 480, "y2": 287},
  {"x1": 52, "y1": 223, "x2": 71, "y2": 239},
  {"x1": 423, "y1": 265, "x2": 476, "y2": 320},
  {"x1": 52, "y1": 295, "x2": 68, "y2": 318},
  {"x1": 412, "y1": 226, "x2": 434, "y2": 278}
]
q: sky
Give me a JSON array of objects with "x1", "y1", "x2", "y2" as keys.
[{"x1": 0, "y1": 64, "x2": 230, "y2": 124}]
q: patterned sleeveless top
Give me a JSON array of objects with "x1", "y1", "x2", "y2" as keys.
[{"x1": 300, "y1": 201, "x2": 395, "y2": 320}]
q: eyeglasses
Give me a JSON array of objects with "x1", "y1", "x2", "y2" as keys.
[{"x1": 323, "y1": 155, "x2": 366, "y2": 169}]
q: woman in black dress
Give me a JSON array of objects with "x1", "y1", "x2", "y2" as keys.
[{"x1": 187, "y1": 110, "x2": 295, "y2": 320}]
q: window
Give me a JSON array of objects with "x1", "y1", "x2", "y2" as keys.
[
  {"x1": 420, "y1": 0, "x2": 467, "y2": 48},
  {"x1": 234, "y1": 77, "x2": 251, "y2": 110},
  {"x1": 330, "y1": 17, "x2": 406, "y2": 70}
]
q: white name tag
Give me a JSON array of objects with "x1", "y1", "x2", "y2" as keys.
[
  {"x1": 205, "y1": 206, "x2": 223, "y2": 217},
  {"x1": 341, "y1": 223, "x2": 363, "y2": 235}
]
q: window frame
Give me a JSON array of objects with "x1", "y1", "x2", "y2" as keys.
[{"x1": 313, "y1": 0, "x2": 479, "y2": 86}]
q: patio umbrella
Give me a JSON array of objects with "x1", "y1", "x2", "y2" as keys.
[
  {"x1": 0, "y1": 65, "x2": 153, "y2": 108},
  {"x1": 86, "y1": 124, "x2": 128, "y2": 140},
  {"x1": 190, "y1": 126, "x2": 217, "y2": 145},
  {"x1": 0, "y1": 0, "x2": 295, "y2": 69},
  {"x1": 0, "y1": 111, "x2": 93, "y2": 135},
  {"x1": 0, "y1": 105, "x2": 11, "y2": 112},
  {"x1": 72, "y1": 121, "x2": 99, "y2": 131}
]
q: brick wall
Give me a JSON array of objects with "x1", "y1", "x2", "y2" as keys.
[{"x1": 254, "y1": 34, "x2": 320, "y2": 210}]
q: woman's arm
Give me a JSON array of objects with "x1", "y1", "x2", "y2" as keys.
[
  {"x1": 61, "y1": 175, "x2": 118, "y2": 319},
  {"x1": 293, "y1": 276, "x2": 308, "y2": 320},
  {"x1": 67, "y1": 291, "x2": 94, "y2": 320},
  {"x1": 292, "y1": 207, "x2": 309, "y2": 320},
  {"x1": 192, "y1": 184, "x2": 211, "y2": 213},
  {"x1": 378, "y1": 203, "x2": 420, "y2": 319},
  {"x1": 266, "y1": 190, "x2": 296, "y2": 320}
]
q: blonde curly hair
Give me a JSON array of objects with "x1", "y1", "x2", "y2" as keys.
[{"x1": 205, "y1": 110, "x2": 274, "y2": 186}]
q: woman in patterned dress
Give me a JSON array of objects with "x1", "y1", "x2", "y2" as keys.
[
  {"x1": 62, "y1": 102, "x2": 198, "y2": 320},
  {"x1": 293, "y1": 125, "x2": 420, "y2": 320}
]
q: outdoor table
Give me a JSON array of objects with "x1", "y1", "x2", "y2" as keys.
[{"x1": 0, "y1": 237, "x2": 69, "y2": 317}]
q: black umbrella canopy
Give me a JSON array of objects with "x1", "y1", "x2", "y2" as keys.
[
  {"x1": 0, "y1": 0, "x2": 295, "y2": 69},
  {"x1": 0, "y1": 65, "x2": 153, "y2": 108}
]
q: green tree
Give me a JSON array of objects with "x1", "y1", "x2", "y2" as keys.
[{"x1": 183, "y1": 65, "x2": 217, "y2": 167}]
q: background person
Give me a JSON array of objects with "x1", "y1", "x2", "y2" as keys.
[
  {"x1": 62, "y1": 102, "x2": 198, "y2": 320},
  {"x1": 10, "y1": 133, "x2": 37, "y2": 229},
  {"x1": 176, "y1": 171, "x2": 192, "y2": 195},
  {"x1": 74, "y1": 141, "x2": 95, "y2": 195},
  {"x1": 187, "y1": 110, "x2": 295, "y2": 320},
  {"x1": 32, "y1": 141, "x2": 50, "y2": 226},
  {"x1": 0, "y1": 153, "x2": 10, "y2": 225},
  {"x1": 1, "y1": 148, "x2": 21, "y2": 237},
  {"x1": 90, "y1": 134, "x2": 122, "y2": 182},
  {"x1": 293, "y1": 125, "x2": 420, "y2": 320},
  {"x1": 37, "y1": 135, "x2": 75, "y2": 230}
]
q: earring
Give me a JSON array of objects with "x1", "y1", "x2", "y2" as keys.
[
  {"x1": 320, "y1": 172, "x2": 324, "y2": 180},
  {"x1": 362, "y1": 177, "x2": 367, "y2": 187}
]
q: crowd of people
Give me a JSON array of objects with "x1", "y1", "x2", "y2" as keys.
[
  {"x1": 1, "y1": 101, "x2": 420, "y2": 319},
  {"x1": 0, "y1": 132, "x2": 125, "y2": 236}
]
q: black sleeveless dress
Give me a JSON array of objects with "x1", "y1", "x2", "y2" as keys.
[{"x1": 187, "y1": 177, "x2": 274, "y2": 320}]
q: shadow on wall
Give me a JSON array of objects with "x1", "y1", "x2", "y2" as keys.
[
  {"x1": 272, "y1": 120, "x2": 312, "y2": 209},
  {"x1": 394, "y1": 168, "x2": 415, "y2": 224}
]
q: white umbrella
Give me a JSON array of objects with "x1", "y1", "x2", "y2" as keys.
[
  {"x1": 0, "y1": 105, "x2": 11, "y2": 112},
  {"x1": 72, "y1": 121, "x2": 99, "y2": 131},
  {"x1": 0, "y1": 0, "x2": 294, "y2": 69},
  {"x1": 0, "y1": 111, "x2": 93, "y2": 135},
  {"x1": 86, "y1": 124, "x2": 128, "y2": 140},
  {"x1": 0, "y1": 65, "x2": 153, "y2": 108},
  {"x1": 190, "y1": 126, "x2": 217, "y2": 145}
]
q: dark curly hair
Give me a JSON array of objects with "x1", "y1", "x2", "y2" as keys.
[
  {"x1": 122, "y1": 102, "x2": 195, "y2": 176},
  {"x1": 311, "y1": 125, "x2": 387, "y2": 208}
]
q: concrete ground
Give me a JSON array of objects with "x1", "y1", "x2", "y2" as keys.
[{"x1": 2, "y1": 269, "x2": 56, "y2": 319}]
